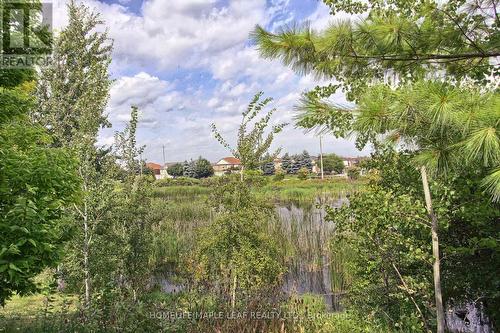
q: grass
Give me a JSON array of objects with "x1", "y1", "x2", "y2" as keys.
[
  {"x1": 258, "y1": 178, "x2": 365, "y2": 204},
  {"x1": 0, "y1": 294, "x2": 77, "y2": 317},
  {"x1": 1, "y1": 176, "x2": 366, "y2": 332},
  {"x1": 0, "y1": 294, "x2": 78, "y2": 333}
]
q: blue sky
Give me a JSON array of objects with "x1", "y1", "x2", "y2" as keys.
[{"x1": 54, "y1": 0, "x2": 369, "y2": 163}]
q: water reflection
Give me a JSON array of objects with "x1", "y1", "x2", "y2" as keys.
[{"x1": 275, "y1": 197, "x2": 348, "y2": 311}]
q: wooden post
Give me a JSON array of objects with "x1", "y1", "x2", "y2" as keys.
[{"x1": 420, "y1": 166, "x2": 445, "y2": 333}]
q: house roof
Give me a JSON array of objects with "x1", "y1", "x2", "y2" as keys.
[
  {"x1": 217, "y1": 157, "x2": 241, "y2": 165},
  {"x1": 146, "y1": 162, "x2": 162, "y2": 170}
]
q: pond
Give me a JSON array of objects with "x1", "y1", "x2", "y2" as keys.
[
  {"x1": 156, "y1": 190, "x2": 494, "y2": 332},
  {"x1": 275, "y1": 197, "x2": 348, "y2": 311}
]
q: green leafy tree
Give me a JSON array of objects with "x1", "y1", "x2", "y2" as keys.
[
  {"x1": 329, "y1": 181, "x2": 434, "y2": 331},
  {"x1": 0, "y1": 82, "x2": 79, "y2": 306},
  {"x1": 346, "y1": 166, "x2": 361, "y2": 180},
  {"x1": 167, "y1": 163, "x2": 184, "y2": 178},
  {"x1": 193, "y1": 178, "x2": 284, "y2": 309},
  {"x1": 322, "y1": 153, "x2": 344, "y2": 174},
  {"x1": 211, "y1": 92, "x2": 286, "y2": 180},
  {"x1": 109, "y1": 108, "x2": 155, "y2": 303},
  {"x1": 193, "y1": 157, "x2": 214, "y2": 178},
  {"x1": 34, "y1": 1, "x2": 113, "y2": 309},
  {"x1": 114, "y1": 106, "x2": 145, "y2": 174}
]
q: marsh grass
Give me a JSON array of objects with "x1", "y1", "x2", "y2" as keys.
[{"x1": 2, "y1": 177, "x2": 365, "y2": 332}]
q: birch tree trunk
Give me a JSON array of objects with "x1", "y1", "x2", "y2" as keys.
[
  {"x1": 420, "y1": 166, "x2": 445, "y2": 333},
  {"x1": 83, "y1": 203, "x2": 90, "y2": 309},
  {"x1": 231, "y1": 274, "x2": 237, "y2": 310}
]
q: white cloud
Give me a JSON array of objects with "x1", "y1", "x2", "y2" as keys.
[
  {"x1": 51, "y1": 0, "x2": 368, "y2": 162},
  {"x1": 108, "y1": 72, "x2": 182, "y2": 127}
]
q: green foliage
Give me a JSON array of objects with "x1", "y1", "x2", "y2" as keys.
[
  {"x1": 297, "y1": 81, "x2": 500, "y2": 200},
  {"x1": 322, "y1": 153, "x2": 345, "y2": 174},
  {"x1": 193, "y1": 156, "x2": 214, "y2": 178},
  {"x1": 330, "y1": 147, "x2": 500, "y2": 330},
  {"x1": 260, "y1": 154, "x2": 276, "y2": 175},
  {"x1": 180, "y1": 157, "x2": 214, "y2": 179},
  {"x1": 346, "y1": 166, "x2": 360, "y2": 180},
  {"x1": 253, "y1": 0, "x2": 499, "y2": 100},
  {"x1": 35, "y1": 1, "x2": 112, "y2": 148},
  {"x1": 211, "y1": 92, "x2": 286, "y2": 172},
  {"x1": 281, "y1": 153, "x2": 293, "y2": 174},
  {"x1": 114, "y1": 106, "x2": 145, "y2": 174},
  {"x1": 273, "y1": 168, "x2": 285, "y2": 181},
  {"x1": 329, "y1": 186, "x2": 434, "y2": 331},
  {"x1": 297, "y1": 167, "x2": 310, "y2": 180},
  {"x1": 192, "y1": 178, "x2": 285, "y2": 306},
  {"x1": 166, "y1": 163, "x2": 184, "y2": 178},
  {"x1": 0, "y1": 65, "x2": 79, "y2": 305},
  {"x1": 299, "y1": 150, "x2": 313, "y2": 171}
]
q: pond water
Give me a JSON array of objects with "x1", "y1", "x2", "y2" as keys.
[
  {"x1": 275, "y1": 197, "x2": 347, "y2": 311},
  {"x1": 158, "y1": 193, "x2": 494, "y2": 332}
]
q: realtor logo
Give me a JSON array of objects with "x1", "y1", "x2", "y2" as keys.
[{"x1": 1, "y1": 0, "x2": 52, "y2": 68}]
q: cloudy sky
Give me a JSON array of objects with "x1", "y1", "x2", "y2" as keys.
[{"x1": 53, "y1": 0, "x2": 369, "y2": 163}]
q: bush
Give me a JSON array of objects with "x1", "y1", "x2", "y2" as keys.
[
  {"x1": 167, "y1": 163, "x2": 184, "y2": 178},
  {"x1": 347, "y1": 166, "x2": 361, "y2": 180},
  {"x1": 274, "y1": 169, "x2": 285, "y2": 181},
  {"x1": 297, "y1": 167, "x2": 309, "y2": 180}
]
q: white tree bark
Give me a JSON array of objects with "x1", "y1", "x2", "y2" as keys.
[{"x1": 420, "y1": 166, "x2": 445, "y2": 333}]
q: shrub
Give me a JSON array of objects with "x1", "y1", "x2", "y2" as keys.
[
  {"x1": 347, "y1": 166, "x2": 361, "y2": 180},
  {"x1": 274, "y1": 169, "x2": 285, "y2": 181},
  {"x1": 297, "y1": 167, "x2": 309, "y2": 180}
]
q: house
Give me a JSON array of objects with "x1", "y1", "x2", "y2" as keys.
[
  {"x1": 341, "y1": 157, "x2": 367, "y2": 168},
  {"x1": 311, "y1": 156, "x2": 321, "y2": 174},
  {"x1": 273, "y1": 158, "x2": 282, "y2": 171},
  {"x1": 145, "y1": 162, "x2": 162, "y2": 180},
  {"x1": 213, "y1": 157, "x2": 241, "y2": 176}
]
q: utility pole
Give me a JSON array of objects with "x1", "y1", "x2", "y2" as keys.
[
  {"x1": 162, "y1": 145, "x2": 166, "y2": 166},
  {"x1": 319, "y1": 136, "x2": 324, "y2": 180},
  {"x1": 139, "y1": 152, "x2": 143, "y2": 176}
]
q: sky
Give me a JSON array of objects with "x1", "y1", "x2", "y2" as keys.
[{"x1": 52, "y1": 0, "x2": 370, "y2": 163}]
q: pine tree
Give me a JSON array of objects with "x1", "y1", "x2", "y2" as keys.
[
  {"x1": 301, "y1": 150, "x2": 313, "y2": 172},
  {"x1": 261, "y1": 160, "x2": 275, "y2": 176},
  {"x1": 281, "y1": 153, "x2": 292, "y2": 174},
  {"x1": 290, "y1": 154, "x2": 301, "y2": 174},
  {"x1": 183, "y1": 160, "x2": 196, "y2": 178}
]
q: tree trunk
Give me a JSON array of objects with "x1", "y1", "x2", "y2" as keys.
[
  {"x1": 83, "y1": 201, "x2": 91, "y2": 309},
  {"x1": 240, "y1": 165, "x2": 244, "y2": 182},
  {"x1": 420, "y1": 166, "x2": 445, "y2": 333},
  {"x1": 231, "y1": 274, "x2": 237, "y2": 310}
]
